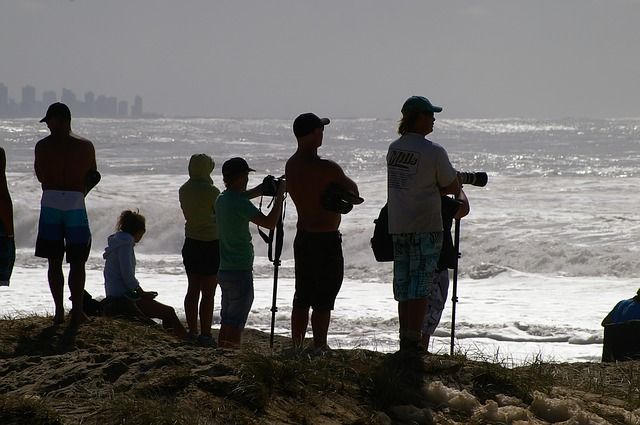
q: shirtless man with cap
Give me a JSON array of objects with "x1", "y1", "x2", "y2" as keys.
[
  {"x1": 34, "y1": 102, "x2": 99, "y2": 325},
  {"x1": 285, "y1": 113, "x2": 361, "y2": 353}
]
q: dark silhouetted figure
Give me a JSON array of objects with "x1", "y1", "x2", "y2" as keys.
[
  {"x1": 286, "y1": 113, "x2": 361, "y2": 354},
  {"x1": 602, "y1": 289, "x2": 640, "y2": 362},
  {"x1": 34, "y1": 103, "x2": 98, "y2": 325},
  {"x1": 0, "y1": 147, "x2": 15, "y2": 287},
  {"x1": 387, "y1": 96, "x2": 460, "y2": 353}
]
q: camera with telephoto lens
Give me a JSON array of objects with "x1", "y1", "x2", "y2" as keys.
[
  {"x1": 262, "y1": 175, "x2": 284, "y2": 196},
  {"x1": 457, "y1": 171, "x2": 488, "y2": 187},
  {"x1": 321, "y1": 183, "x2": 364, "y2": 214}
]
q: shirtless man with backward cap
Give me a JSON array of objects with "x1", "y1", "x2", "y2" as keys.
[
  {"x1": 34, "y1": 102, "x2": 99, "y2": 326},
  {"x1": 285, "y1": 113, "x2": 361, "y2": 353}
]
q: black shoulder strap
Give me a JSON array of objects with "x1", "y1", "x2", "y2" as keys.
[{"x1": 257, "y1": 196, "x2": 286, "y2": 263}]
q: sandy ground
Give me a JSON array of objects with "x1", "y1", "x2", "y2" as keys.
[{"x1": 2, "y1": 316, "x2": 640, "y2": 425}]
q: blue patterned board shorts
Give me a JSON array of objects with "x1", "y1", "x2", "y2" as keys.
[
  {"x1": 392, "y1": 232, "x2": 443, "y2": 302},
  {"x1": 35, "y1": 191, "x2": 91, "y2": 263}
]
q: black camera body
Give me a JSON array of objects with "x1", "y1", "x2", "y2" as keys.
[
  {"x1": 262, "y1": 175, "x2": 284, "y2": 196},
  {"x1": 457, "y1": 171, "x2": 488, "y2": 187},
  {"x1": 322, "y1": 183, "x2": 364, "y2": 214}
]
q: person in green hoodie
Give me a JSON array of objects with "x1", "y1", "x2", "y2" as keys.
[{"x1": 179, "y1": 154, "x2": 220, "y2": 346}]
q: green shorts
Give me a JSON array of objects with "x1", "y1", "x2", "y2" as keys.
[{"x1": 392, "y1": 232, "x2": 443, "y2": 302}]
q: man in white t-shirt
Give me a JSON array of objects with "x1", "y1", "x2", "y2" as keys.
[{"x1": 386, "y1": 96, "x2": 460, "y2": 352}]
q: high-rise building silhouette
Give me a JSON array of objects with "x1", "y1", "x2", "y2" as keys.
[
  {"x1": 42, "y1": 90, "x2": 57, "y2": 107},
  {"x1": 95, "y1": 94, "x2": 107, "y2": 117},
  {"x1": 83, "y1": 91, "x2": 95, "y2": 117},
  {"x1": 61, "y1": 88, "x2": 77, "y2": 112},
  {"x1": 131, "y1": 95, "x2": 143, "y2": 118},
  {"x1": 21, "y1": 85, "x2": 36, "y2": 117},
  {"x1": 106, "y1": 96, "x2": 117, "y2": 118},
  {"x1": 117, "y1": 100, "x2": 129, "y2": 118}
]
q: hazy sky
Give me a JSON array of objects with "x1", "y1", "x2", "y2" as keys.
[{"x1": 2, "y1": 0, "x2": 639, "y2": 119}]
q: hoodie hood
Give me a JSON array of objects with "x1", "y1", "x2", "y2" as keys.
[
  {"x1": 188, "y1": 153, "x2": 214, "y2": 184},
  {"x1": 103, "y1": 231, "x2": 135, "y2": 259}
]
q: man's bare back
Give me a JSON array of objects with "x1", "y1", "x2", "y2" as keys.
[
  {"x1": 286, "y1": 152, "x2": 358, "y2": 232},
  {"x1": 34, "y1": 133, "x2": 96, "y2": 193}
]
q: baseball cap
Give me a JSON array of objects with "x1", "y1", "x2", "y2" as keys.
[
  {"x1": 40, "y1": 102, "x2": 72, "y2": 123},
  {"x1": 401, "y1": 96, "x2": 443, "y2": 115},
  {"x1": 293, "y1": 113, "x2": 330, "y2": 138},
  {"x1": 222, "y1": 157, "x2": 255, "y2": 179}
]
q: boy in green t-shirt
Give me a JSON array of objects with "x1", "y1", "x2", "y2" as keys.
[{"x1": 215, "y1": 157, "x2": 286, "y2": 348}]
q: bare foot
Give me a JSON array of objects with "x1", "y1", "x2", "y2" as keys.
[
  {"x1": 69, "y1": 311, "x2": 90, "y2": 327},
  {"x1": 218, "y1": 340, "x2": 240, "y2": 349},
  {"x1": 53, "y1": 311, "x2": 65, "y2": 325}
]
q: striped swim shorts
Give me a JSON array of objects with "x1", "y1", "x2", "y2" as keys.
[{"x1": 392, "y1": 232, "x2": 443, "y2": 302}]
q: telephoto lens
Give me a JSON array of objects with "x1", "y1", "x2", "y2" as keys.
[{"x1": 457, "y1": 172, "x2": 488, "y2": 187}]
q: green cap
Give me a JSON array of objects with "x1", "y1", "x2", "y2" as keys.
[{"x1": 401, "y1": 96, "x2": 443, "y2": 115}]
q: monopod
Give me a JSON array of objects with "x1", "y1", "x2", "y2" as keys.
[
  {"x1": 449, "y1": 216, "x2": 462, "y2": 356},
  {"x1": 449, "y1": 172, "x2": 488, "y2": 354},
  {"x1": 268, "y1": 205, "x2": 285, "y2": 348}
]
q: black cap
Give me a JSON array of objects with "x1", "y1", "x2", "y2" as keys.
[
  {"x1": 222, "y1": 157, "x2": 256, "y2": 179},
  {"x1": 40, "y1": 102, "x2": 71, "y2": 123},
  {"x1": 401, "y1": 96, "x2": 443, "y2": 115},
  {"x1": 293, "y1": 113, "x2": 330, "y2": 138}
]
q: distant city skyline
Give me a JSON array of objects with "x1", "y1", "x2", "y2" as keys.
[{"x1": 0, "y1": 82, "x2": 160, "y2": 119}]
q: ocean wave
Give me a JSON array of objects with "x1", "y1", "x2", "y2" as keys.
[
  {"x1": 434, "y1": 322, "x2": 602, "y2": 345},
  {"x1": 442, "y1": 119, "x2": 578, "y2": 135},
  {"x1": 467, "y1": 263, "x2": 508, "y2": 279}
]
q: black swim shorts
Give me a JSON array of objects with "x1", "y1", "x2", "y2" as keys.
[
  {"x1": 293, "y1": 231, "x2": 344, "y2": 311},
  {"x1": 181, "y1": 238, "x2": 220, "y2": 276}
]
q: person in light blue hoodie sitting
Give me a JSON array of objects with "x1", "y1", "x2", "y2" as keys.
[{"x1": 103, "y1": 210, "x2": 187, "y2": 339}]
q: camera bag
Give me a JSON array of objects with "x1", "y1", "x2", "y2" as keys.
[{"x1": 371, "y1": 203, "x2": 393, "y2": 262}]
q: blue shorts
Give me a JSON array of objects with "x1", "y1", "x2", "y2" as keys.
[
  {"x1": 392, "y1": 232, "x2": 442, "y2": 302},
  {"x1": 217, "y1": 270, "x2": 254, "y2": 328},
  {"x1": 35, "y1": 191, "x2": 91, "y2": 263}
]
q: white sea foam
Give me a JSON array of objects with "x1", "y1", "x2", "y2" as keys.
[{"x1": 1, "y1": 266, "x2": 631, "y2": 363}]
